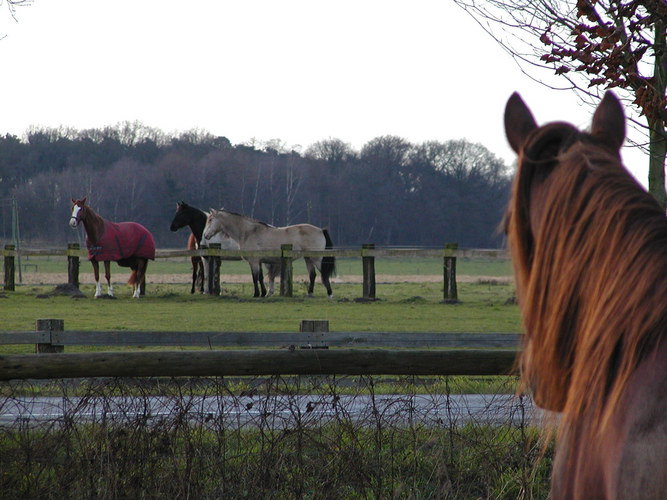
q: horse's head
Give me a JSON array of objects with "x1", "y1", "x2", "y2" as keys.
[
  {"x1": 70, "y1": 197, "x2": 88, "y2": 228},
  {"x1": 504, "y1": 92, "x2": 625, "y2": 247},
  {"x1": 202, "y1": 208, "x2": 224, "y2": 241},
  {"x1": 504, "y1": 92, "x2": 627, "y2": 411},
  {"x1": 169, "y1": 201, "x2": 190, "y2": 232}
]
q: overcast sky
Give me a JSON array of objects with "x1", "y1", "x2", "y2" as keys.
[{"x1": 1, "y1": 0, "x2": 649, "y2": 185}]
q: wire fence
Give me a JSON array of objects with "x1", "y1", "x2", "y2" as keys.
[{"x1": 0, "y1": 375, "x2": 553, "y2": 499}]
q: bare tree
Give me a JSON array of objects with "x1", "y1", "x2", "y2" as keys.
[
  {"x1": 305, "y1": 138, "x2": 356, "y2": 167},
  {"x1": 455, "y1": 0, "x2": 666, "y2": 208},
  {"x1": 1, "y1": 0, "x2": 32, "y2": 40}
]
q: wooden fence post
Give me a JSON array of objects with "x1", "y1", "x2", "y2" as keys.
[
  {"x1": 35, "y1": 319, "x2": 64, "y2": 353},
  {"x1": 67, "y1": 243, "x2": 80, "y2": 288},
  {"x1": 280, "y1": 244, "x2": 293, "y2": 297},
  {"x1": 3, "y1": 244, "x2": 15, "y2": 291},
  {"x1": 443, "y1": 243, "x2": 458, "y2": 303},
  {"x1": 205, "y1": 243, "x2": 221, "y2": 295},
  {"x1": 299, "y1": 319, "x2": 329, "y2": 348},
  {"x1": 362, "y1": 243, "x2": 376, "y2": 299}
]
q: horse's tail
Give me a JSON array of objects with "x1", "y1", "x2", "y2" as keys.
[
  {"x1": 321, "y1": 228, "x2": 336, "y2": 279},
  {"x1": 127, "y1": 269, "x2": 138, "y2": 286}
]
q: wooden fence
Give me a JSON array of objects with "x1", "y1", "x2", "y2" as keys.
[
  {"x1": 2, "y1": 243, "x2": 509, "y2": 301},
  {"x1": 0, "y1": 319, "x2": 521, "y2": 380}
]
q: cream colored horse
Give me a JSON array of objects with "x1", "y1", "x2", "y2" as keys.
[{"x1": 203, "y1": 208, "x2": 335, "y2": 298}]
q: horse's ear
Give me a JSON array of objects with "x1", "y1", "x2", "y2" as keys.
[
  {"x1": 505, "y1": 92, "x2": 538, "y2": 153},
  {"x1": 591, "y1": 91, "x2": 625, "y2": 152},
  {"x1": 82, "y1": 196, "x2": 87, "y2": 205}
]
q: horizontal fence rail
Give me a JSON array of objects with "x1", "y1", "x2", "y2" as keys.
[
  {"x1": 0, "y1": 349, "x2": 518, "y2": 380},
  {"x1": 0, "y1": 330, "x2": 522, "y2": 349},
  {"x1": 2, "y1": 243, "x2": 510, "y2": 300},
  {"x1": 2, "y1": 245, "x2": 510, "y2": 260},
  {"x1": 0, "y1": 320, "x2": 522, "y2": 380}
]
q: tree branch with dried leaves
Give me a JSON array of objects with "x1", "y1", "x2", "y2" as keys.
[{"x1": 455, "y1": 0, "x2": 666, "y2": 208}]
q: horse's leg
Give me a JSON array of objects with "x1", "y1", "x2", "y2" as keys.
[
  {"x1": 265, "y1": 263, "x2": 278, "y2": 297},
  {"x1": 91, "y1": 260, "x2": 102, "y2": 297},
  {"x1": 305, "y1": 258, "x2": 317, "y2": 297},
  {"x1": 318, "y1": 256, "x2": 334, "y2": 298},
  {"x1": 190, "y1": 256, "x2": 204, "y2": 294},
  {"x1": 249, "y1": 260, "x2": 266, "y2": 297},
  {"x1": 133, "y1": 259, "x2": 147, "y2": 298},
  {"x1": 317, "y1": 256, "x2": 335, "y2": 299},
  {"x1": 197, "y1": 257, "x2": 205, "y2": 293},
  {"x1": 190, "y1": 256, "x2": 197, "y2": 294},
  {"x1": 104, "y1": 261, "x2": 113, "y2": 296}
]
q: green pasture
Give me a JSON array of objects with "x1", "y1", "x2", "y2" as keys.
[
  {"x1": 1, "y1": 280, "x2": 519, "y2": 346},
  {"x1": 2, "y1": 256, "x2": 519, "y2": 356}
]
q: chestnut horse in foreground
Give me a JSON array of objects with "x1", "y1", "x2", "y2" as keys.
[
  {"x1": 504, "y1": 92, "x2": 666, "y2": 499},
  {"x1": 70, "y1": 197, "x2": 155, "y2": 298}
]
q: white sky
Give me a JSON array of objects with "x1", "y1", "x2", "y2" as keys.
[{"x1": 0, "y1": 0, "x2": 650, "y2": 186}]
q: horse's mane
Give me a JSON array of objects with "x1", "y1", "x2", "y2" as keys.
[
  {"x1": 507, "y1": 124, "x2": 667, "y2": 434},
  {"x1": 219, "y1": 208, "x2": 274, "y2": 229},
  {"x1": 179, "y1": 201, "x2": 206, "y2": 215}
]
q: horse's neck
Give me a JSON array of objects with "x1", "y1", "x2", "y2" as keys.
[
  {"x1": 189, "y1": 210, "x2": 207, "y2": 242},
  {"x1": 82, "y1": 208, "x2": 105, "y2": 244},
  {"x1": 224, "y1": 212, "x2": 252, "y2": 241}
]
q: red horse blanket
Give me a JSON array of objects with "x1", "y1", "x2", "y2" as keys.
[{"x1": 87, "y1": 221, "x2": 155, "y2": 262}]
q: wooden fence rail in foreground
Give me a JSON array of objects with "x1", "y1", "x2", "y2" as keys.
[
  {"x1": 0, "y1": 319, "x2": 522, "y2": 351},
  {"x1": 0, "y1": 349, "x2": 518, "y2": 380},
  {"x1": 3, "y1": 243, "x2": 510, "y2": 301},
  {"x1": 0, "y1": 319, "x2": 521, "y2": 380}
]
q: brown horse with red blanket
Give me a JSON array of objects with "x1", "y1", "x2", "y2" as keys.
[
  {"x1": 70, "y1": 197, "x2": 155, "y2": 298},
  {"x1": 504, "y1": 92, "x2": 666, "y2": 499}
]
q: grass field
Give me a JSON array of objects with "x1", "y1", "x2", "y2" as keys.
[
  {"x1": 2, "y1": 256, "x2": 520, "y2": 360},
  {"x1": 1, "y1": 258, "x2": 551, "y2": 498},
  {"x1": 2, "y1": 257, "x2": 518, "y2": 329}
]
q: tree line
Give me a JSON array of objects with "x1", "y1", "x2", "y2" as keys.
[{"x1": 0, "y1": 122, "x2": 511, "y2": 249}]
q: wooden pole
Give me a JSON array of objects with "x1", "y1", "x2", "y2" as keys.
[
  {"x1": 299, "y1": 319, "x2": 329, "y2": 348},
  {"x1": 443, "y1": 243, "x2": 458, "y2": 303},
  {"x1": 362, "y1": 243, "x2": 376, "y2": 299},
  {"x1": 3, "y1": 244, "x2": 15, "y2": 291},
  {"x1": 0, "y1": 349, "x2": 518, "y2": 380},
  {"x1": 35, "y1": 319, "x2": 64, "y2": 354},
  {"x1": 67, "y1": 243, "x2": 80, "y2": 288},
  {"x1": 280, "y1": 244, "x2": 293, "y2": 297}
]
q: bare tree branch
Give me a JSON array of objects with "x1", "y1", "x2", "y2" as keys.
[{"x1": 454, "y1": 0, "x2": 666, "y2": 207}]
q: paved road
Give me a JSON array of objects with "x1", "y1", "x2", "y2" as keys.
[{"x1": 0, "y1": 393, "x2": 541, "y2": 428}]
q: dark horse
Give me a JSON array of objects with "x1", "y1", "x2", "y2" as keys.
[
  {"x1": 504, "y1": 92, "x2": 666, "y2": 499},
  {"x1": 169, "y1": 202, "x2": 207, "y2": 293},
  {"x1": 169, "y1": 201, "x2": 242, "y2": 293},
  {"x1": 70, "y1": 197, "x2": 155, "y2": 298}
]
